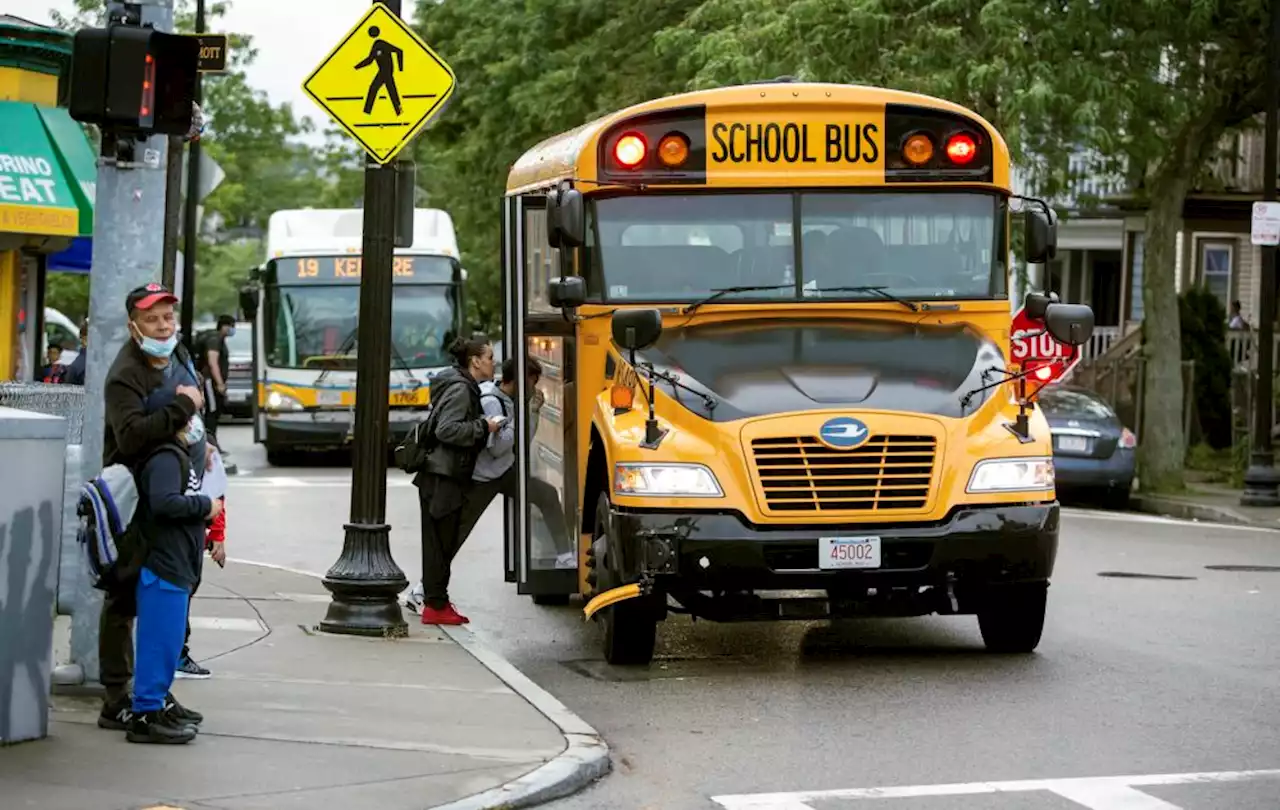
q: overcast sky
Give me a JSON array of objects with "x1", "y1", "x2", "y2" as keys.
[{"x1": 25, "y1": 1, "x2": 384, "y2": 136}]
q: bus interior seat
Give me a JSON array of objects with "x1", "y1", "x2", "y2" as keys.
[
  {"x1": 735, "y1": 244, "x2": 792, "y2": 288},
  {"x1": 811, "y1": 226, "x2": 885, "y2": 286},
  {"x1": 606, "y1": 245, "x2": 733, "y2": 297}
]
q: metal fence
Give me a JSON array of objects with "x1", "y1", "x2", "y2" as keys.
[{"x1": 0, "y1": 382, "x2": 85, "y2": 444}]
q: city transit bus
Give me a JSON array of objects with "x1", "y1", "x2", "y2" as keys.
[
  {"x1": 238, "y1": 208, "x2": 466, "y2": 465},
  {"x1": 500, "y1": 79, "x2": 1095, "y2": 665}
]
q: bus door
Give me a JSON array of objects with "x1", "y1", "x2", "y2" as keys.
[{"x1": 503, "y1": 193, "x2": 580, "y2": 599}]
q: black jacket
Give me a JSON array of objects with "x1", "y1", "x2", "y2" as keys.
[
  {"x1": 418, "y1": 365, "x2": 488, "y2": 483},
  {"x1": 103, "y1": 340, "x2": 200, "y2": 468},
  {"x1": 135, "y1": 443, "x2": 209, "y2": 591}
]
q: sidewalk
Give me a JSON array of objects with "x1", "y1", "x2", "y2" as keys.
[
  {"x1": 1131, "y1": 482, "x2": 1280, "y2": 530},
  {"x1": 0, "y1": 563, "x2": 608, "y2": 810}
]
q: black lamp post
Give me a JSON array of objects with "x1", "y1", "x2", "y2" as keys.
[
  {"x1": 319, "y1": 0, "x2": 410, "y2": 636},
  {"x1": 1242, "y1": 0, "x2": 1280, "y2": 507}
]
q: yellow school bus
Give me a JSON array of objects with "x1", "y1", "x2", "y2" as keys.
[{"x1": 500, "y1": 79, "x2": 1095, "y2": 665}]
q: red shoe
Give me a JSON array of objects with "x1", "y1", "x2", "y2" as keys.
[
  {"x1": 449, "y1": 603, "x2": 470, "y2": 624},
  {"x1": 421, "y1": 604, "x2": 468, "y2": 625}
]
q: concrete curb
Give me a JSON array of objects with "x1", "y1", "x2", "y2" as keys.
[
  {"x1": 1130, "y1": 494, "x2": 1276, "y2": 529},
  {"x1": 228, "y1": 558, "x2": 610, "y2": 809},
  {"x1": 435, "y1": 625, "x2": 611, "y2": 810}
]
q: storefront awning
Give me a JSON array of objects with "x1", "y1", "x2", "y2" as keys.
[{"x1": 0, "y1": 100, "x2": 93, "y2": 239}]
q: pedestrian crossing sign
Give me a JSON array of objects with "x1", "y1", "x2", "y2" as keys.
[{"x1": 302, "y1": 2, "x2": 456, "y2": 164}]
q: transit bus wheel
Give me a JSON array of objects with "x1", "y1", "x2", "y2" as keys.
[
  {"x1": 593, "y1": 491, "x2": 657, "y2": 666},
  {"x1": 977, "y1": 583, "x2": 1048, "y2": 653}
]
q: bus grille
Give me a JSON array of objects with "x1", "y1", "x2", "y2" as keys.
[{"x1": 750, "y1": 435, "x2": 937, "y2": 513}]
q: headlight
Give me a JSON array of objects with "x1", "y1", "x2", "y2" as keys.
[
  {"x1": 967, "y1": 457, "x2": 1054, "y2": 493},
  {"x1": 614, "y1": 463, "x2": 723, "y2": 497},
  {"x1": 265, "y1": 390, "x2": 304, "y2": 412}
]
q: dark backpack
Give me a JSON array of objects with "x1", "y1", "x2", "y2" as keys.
[{"x1": 395, "y1": 404, "x2": 437, "y2": 474}]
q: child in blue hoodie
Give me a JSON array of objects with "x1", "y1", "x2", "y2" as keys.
[{"x1": 127, "y1": 413, "x2": 219, "y2": 744}]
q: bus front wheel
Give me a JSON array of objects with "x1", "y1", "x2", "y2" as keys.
[
  {"x1": 977, "y1": 583, "x2": 1047, "y2": 653},
  {"x1": 593, "y1": 491, "x2": 657, "y2": 666}
]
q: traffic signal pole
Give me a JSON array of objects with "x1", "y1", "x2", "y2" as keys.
[
  {"x1": 69, "y1": 0, "x2": 178, "y2": 688},
  {"x1": 318, "y1": 0, "x2": 410, "y2": 637},
  {"x1": 179, "y1": 0, "x2": 204, "y2": 347}
]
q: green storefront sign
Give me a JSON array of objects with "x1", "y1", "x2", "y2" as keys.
[{"x1": 0, "y1": 101, "x2": 94, "y2": 238}]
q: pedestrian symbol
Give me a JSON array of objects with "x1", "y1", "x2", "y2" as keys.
[{"x1": 302, "y1": 3, "x2": 456, "y2": 165}]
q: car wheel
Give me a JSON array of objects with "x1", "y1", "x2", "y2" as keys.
[{"x1": 593, "y1": 491, "x2": 657, "y2": 666}]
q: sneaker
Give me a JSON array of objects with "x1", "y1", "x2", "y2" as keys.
[
  {"x1": 175, "y1": 655, "x2": 211, "y2": 680},
  {"x1": 126, "y1": 710, "x2": 197, "y2": 744},
  {"x1": 97, "y1": 695, "x2": 134, "y2": 731},
  {"x1": 421, "y1": 603, "x2": 469, "y2": 625},
  {"x1": 401, "y1": 581, "x2": 425, "y2": 613},
  {"x1": 164, "y1": 693, "x2": 203, "y2": 726}
]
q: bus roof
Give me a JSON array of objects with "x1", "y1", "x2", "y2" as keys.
[
  {"x1": 265, "y1": 208, "x2": 460, "y2": 260},
  {"x1": 505, "y1": 81, "x2": 1009, "y2": 194}
]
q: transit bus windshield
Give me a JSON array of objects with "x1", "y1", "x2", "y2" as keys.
[
  {"x1": 587, "y1": 191, "x2": 1006, "y2": 303},
  {"x1": 262, "y1": 255, "x2": 460, "y2": 370}
]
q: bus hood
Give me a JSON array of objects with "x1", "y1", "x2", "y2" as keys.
[{"x1": 635, "y1": 317, "x2": 1005, "y2": 421}]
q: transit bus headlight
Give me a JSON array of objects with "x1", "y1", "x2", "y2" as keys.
[
  {"x1": 265, "y1": 390, "x2": 304, "y2": 412},
  {"x1": 614, "y1": 463, "x2": 723, "y2": 497},
  {"x1": 966, "y1": 457, "x2": 1054, "y2": 493}
]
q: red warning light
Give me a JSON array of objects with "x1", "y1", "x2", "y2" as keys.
[
  {"x1": 945, "y1": 133, "x2": 977, "y2": 165},
  {"x1": 614, "y1": 133, "x2": 647, "y2": 169}
]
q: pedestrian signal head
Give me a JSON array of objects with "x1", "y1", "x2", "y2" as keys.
[{"x1": 70, "y1": 25, "x2": 199, "y2": 136}]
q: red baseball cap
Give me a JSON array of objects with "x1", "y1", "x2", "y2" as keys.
[{"x1": 126, "y1": 282, "x2": 179, "y2": 314}]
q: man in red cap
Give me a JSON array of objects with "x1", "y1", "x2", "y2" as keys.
[{"x1": 96, "y1": 282, "x2": 208, "y2": 735}]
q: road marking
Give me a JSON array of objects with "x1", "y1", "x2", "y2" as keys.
[
  {"x1": 1061, "y1": 507, "x2": 1280, "y2": 533},
  {"x1": 710, "y1": 769, "x2": 1280, "y2": 809},
  {"x1": 188, "y1": 616, "x2": 268, "y2": 633}
]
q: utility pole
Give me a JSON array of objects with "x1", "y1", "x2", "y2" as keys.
[
  {"x1": 1242, "y1": 0, "x2": 1280, "y2": 507},
  {"x1": 179, "y1": 0, "x2": 205, "y2": 348},
  {"x1": 318, "y1": 0, "x2": 410, "y2": 637},
  {"x1": 161, "y1": 136, "x2": 184, "y2": 289},
  {"x1": 72, "y1": 0, "x2": 178, "y2": 686}
]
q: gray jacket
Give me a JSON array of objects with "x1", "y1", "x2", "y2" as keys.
[{"x1": 473, "y1": 380, "x2": 515, "y2": 483}]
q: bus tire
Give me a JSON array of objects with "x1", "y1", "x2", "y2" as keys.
[
  {"x1": 593, "y1": 491, "x2": 657, "y2": 666},
  {"x1": 977, "y1": 583, "x2": 1047, "y2": 653},
  {"x1": 265, "y1": 446, "x2": 292, "y2": 467}
]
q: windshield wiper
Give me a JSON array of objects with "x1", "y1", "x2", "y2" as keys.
[
  {"x1": 681, "y1": 284, "x2": 795, "y2": 316},
  {"x1": 807, "y1": 285, "x2": 921, "y2": 312},
  {"x1": 389, "y1": 340, "x2": 421, "y2": 387},
  {"x1": 315, "y1": 326, "x2": 359, "y2": 387}
]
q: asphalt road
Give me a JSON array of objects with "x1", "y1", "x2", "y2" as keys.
[{"x1": 216, "y1": 425, "x2": 1280, "y2": 810}]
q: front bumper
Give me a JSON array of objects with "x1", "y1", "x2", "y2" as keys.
[
  {"x1": 610, "y1": 503, "x2": 1059, "y2": 618},
  {"x1": 264, "y1": 408, "x2": 426, "y2": 449}
]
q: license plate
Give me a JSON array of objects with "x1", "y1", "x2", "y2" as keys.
[
  {"x1": 819, "y1": 537, "x2": 881, "y2": 570},
  {"x1": 1057, "y1": 435, "x2": 1089, "y2": 452},
  {"x1": 316, "y1": 389, "x2": 342, "y2": 406}
]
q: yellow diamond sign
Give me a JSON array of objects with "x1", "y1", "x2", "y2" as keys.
[{"x1": 302, "y1": 3, "x2": 456, "y2": 164}]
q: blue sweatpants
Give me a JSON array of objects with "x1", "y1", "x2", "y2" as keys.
[{"x1": 133, "y1": 567, "x2": 191, "y2": 713}]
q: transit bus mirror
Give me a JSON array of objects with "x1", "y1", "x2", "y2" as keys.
[
  {"x1": 1022, "y1": 291, "x2": 1058, "y2": 321},
  {"x1": 611, "y1": 308, "x2": 663, "y2": 351},
  {"x1": 238, "y1": 287, "x2": 258, "y2": 322},
  {"x1": 1024, "y1": 207, "x2": 1057, "y2": 264},
  {"x1": 553, "y1": 188, "x2": 585, "y2": 248},
  {"x1": 1043, "y1": 302, "x2": 1095, "y2": 347},
  {"x1": 548, "y1": 275, "x2": 587, "y2": 310}
]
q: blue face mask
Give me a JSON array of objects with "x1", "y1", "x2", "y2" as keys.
[
  {"x1": 182, "y1": 413, "x2": 206, "y2": 446},
  {"x1": 226, "y1": 327, "x2": 236, "y2": 338},
  {"x1": 138, "y1": 333, "x2": 178, "y2": 359}
]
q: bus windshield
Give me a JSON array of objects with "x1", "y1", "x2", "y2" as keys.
[
  {"x1": 588, "y1": 191, "x2": 1005, "y2": 303},
  {"x1": 264, "y1": 283, "x2": 459, "y2": 370}
]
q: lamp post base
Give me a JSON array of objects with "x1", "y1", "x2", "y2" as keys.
[
  {"x1": 319, "y1": 522, "x2": 409, "y2": 637},
  {"x1": 1240, "y1": 453, "x2": 1280, "y2": 507}
]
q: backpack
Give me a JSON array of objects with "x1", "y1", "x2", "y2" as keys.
[
  {"x1": 77, "y1": 442, "x2": 190, "y2": 591},
  {"x1": 395, "y1": 403, "x2": 437, "y2": 474}
]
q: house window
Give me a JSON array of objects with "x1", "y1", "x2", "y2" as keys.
[{"x1": 1199, "y1": 240, "x2": 1233, "y2": 309}]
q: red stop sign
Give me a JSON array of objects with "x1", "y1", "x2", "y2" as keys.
[{"x1": 1010, "y1": 305, "x2": 1079, "y2": 385}]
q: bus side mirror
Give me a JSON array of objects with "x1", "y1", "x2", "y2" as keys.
[
  {"x1": 1024, "y1": 208, "x2": 1057, "y2": 264},
  {"x1": 546, "y1": 188, "x2": 585, "y2": 249},
  {"x1": 239, "y1": 287, "x2": 258, "y2": 322},
  {"x1": 1023, "y1": 291, "x2": 1058, "y2": 321},
  {"x1": 612, "y1": 308, "x2": 663, "y2": 351},
  {"x1": 1044, "y1": 302, "x2": 1095, "y2": 347},
  {"x1": 548, "y1": 276, "x2": 586, "y2": 309}
]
